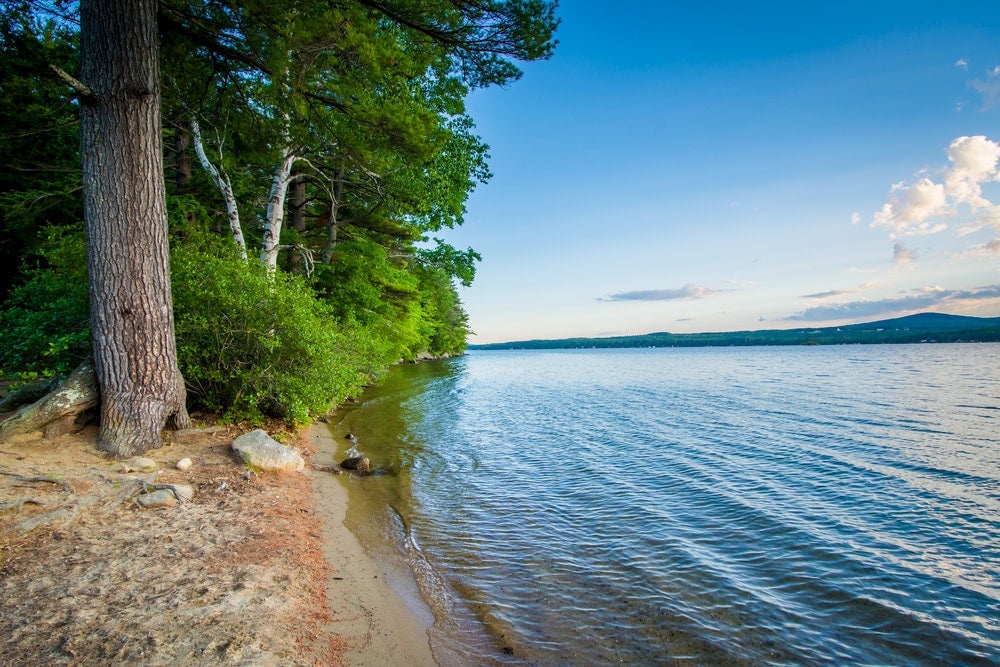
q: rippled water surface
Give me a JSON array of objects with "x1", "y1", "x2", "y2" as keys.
[{"x1": 331, "y1": 345, "x2": 1000, "y2": 665}]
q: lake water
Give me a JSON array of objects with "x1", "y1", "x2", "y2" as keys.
[{"x1": 328, "y1": 345, "x2": 1000, "y2": 665}]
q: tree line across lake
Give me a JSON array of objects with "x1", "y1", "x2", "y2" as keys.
[
  {"x1": 0, "y1": 0, "x2": 559, "y2": 455},
  {"x1": 469, "y1": 313, "x2": 1000, "y2": 350}
]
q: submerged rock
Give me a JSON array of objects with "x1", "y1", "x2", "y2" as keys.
[
  {"x1": 231, "y1": 429, "x2": 305, "y2": 473},
  {"x1": 340, "y1": 456, "x2": 370, "y2": 472}
]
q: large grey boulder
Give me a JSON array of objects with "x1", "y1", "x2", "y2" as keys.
[{"x1": 231, "y1": 429, "x2": 305, "y2": 473}]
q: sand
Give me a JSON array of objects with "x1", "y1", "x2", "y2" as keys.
[
  {"x1": 0, "y1": 421, "x2": 438, "y2": 666},
  {"x1": 304, "y1": 424, "x2": 438, "y2": 667}
]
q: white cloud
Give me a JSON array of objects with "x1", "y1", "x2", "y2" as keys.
[
  {"x1": 784, "y1": 284, "x2": 1000, "y2": 322},
  {"x1": 850, "y1": 212, "x2": 861, "y2": 225},
  {"x1": 955, "y1": 58, "x2": 968, "y2": 70},
  {"x1": 801, "y1": 289, "x2": 854, "y2": 299},
  {"x1": 872, "y1": 135, "x2": 1000, "y2": 241},
  {"x1": 600, "y1": 284, "x2": 722, "y2": 301},
  {"x1": 955, "y1": 237, "x2": 1000, "y2": 258},
  {"x1": 944, "y1": 135, "x2": 1000, "y2": 209},
  {"x1": 871, "y1": 178, "x2": 949, "y2": 237},
  {"x1": 892, "y1": 242, "x2": 916, "y2": 264},
  {"x1": 971, "y1": 66, "x2": 1000, "y2": 110}
]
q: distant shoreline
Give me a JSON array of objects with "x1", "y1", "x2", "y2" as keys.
[{"x1": 469, "y1": 312, "x2": 1000, "y2": 351}]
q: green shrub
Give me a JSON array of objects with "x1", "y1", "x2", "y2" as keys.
[
  {"x1": 0, "y1": 224, "x2": 90, "y2": 375},
  {"x1": 171, "y1": 238, "x2": 374, "y2": 424},
  {"x1": 0, "y1": 223, "x2": 467, "y2": 425}
]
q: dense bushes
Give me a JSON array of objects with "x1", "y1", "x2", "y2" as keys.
[
  {"x1": 171, "y1": 238, "x2": 377, "y2": 424},
  {"x1": 0, "y1": 227, "x2": 470, "y2": 424},
  {"x1": 0, "y1": 225, "x2": 90, "y2": 376}
]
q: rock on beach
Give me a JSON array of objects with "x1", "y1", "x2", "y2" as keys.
[
  {"x1": 137, "y1": 489, "x2": 177, "y2": 508},
  {"x1": 231, "y1": 429, "x2": 305, "y2": 472}
]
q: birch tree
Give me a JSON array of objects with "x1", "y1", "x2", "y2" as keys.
[{"x1": 190, "y1": 118, "x2": 247, "y2": 259}]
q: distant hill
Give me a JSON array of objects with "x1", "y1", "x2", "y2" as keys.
[{"x1": 468, "y1": 313, "x2": 1000, "y2": 350}]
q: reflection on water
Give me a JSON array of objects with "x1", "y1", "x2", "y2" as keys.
[{"x1": 331, "y1": 345, "x2": 1000, "y2": 666}]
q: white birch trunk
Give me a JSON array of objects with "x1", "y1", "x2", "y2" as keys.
[
  {"x1": 190, "y1": 119, "x2": 247, "y2": 260},
  {"x1": 260, "y1": 147, "x2": 297, "y2": 272}
]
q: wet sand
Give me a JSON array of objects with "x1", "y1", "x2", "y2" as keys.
[{"x1": 304, "y1": 424, "x2": 438, "y2": 666}]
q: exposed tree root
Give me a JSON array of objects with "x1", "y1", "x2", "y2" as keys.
[
  {"x1": 0, "y1": 472, "x2": 75, "y2": 494},
  {"x1": 0, "y1": 361, "x2": 98, "y2": 443},
  {"x1": 0, "y1": 498, "x2": 45, "y2": 514},
  {"x1": 110, "y1": 474, "x2": 194, "y2": 507}
]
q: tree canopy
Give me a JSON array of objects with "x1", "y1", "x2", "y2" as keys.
[{"x1": 0, "y1": 0, "x2": 559, "y2": 430}]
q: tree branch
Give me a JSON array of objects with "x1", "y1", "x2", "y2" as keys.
[{"x1": 48, "y1": 64, "x2": 95, "y2": 101}]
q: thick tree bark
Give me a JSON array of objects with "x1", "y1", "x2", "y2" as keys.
[{"x1": 79, "y1": 0, "x2": 190, "y2": 457}]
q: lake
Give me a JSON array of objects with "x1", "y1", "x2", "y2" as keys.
[{"x1": 328, "y1": 344, "x2": 1000, "y2": 665}]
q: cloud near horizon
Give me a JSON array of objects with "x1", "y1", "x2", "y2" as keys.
[
  {"x1": 871, "y1": 135, "x2": 1000, "y2": 241},
  {"x1": 599, "y1": 284, "x2": 722, "y2": 302},
  {"x1": 784, "y1": 284, "x2": 1000, "y2": 322},
  {"x1": 801, "y1": 282, "x2": 879, "y2": 300},
  {"x1": 801, "y1": 289, "x2": 854, "y2": 299}
]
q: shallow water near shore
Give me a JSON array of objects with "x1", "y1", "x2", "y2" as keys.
[{"x1": 330, "y1": 344, "x2": 1000, "y2": 665}]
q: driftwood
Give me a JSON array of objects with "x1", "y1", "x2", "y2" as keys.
[{"x1": 0, "y1": 361, "x2": 98, "y2": 443}]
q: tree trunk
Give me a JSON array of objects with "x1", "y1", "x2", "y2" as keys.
[
  {"x1": 288, "y1": 174, "x2": 307, "y2": 273},
  {"x1": 290, "y1": 175, "x2": 307, "y2": 233},
  {"x1": 260, "y1": 147, "x2": 297, "y2": 272},
  {"x1": 321, "y1": 166, "x2": 345, "y2": 263},
  {"x1": 190, "y1": 118, "x2": 247, "y2": 260},
  {"x1": 173, "y1": 126, "x2": 192, "y2": 194},
  {"x1": 79, "y1": 0, "x2": 190, "y2": 457}
]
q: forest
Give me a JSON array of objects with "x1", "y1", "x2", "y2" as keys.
[{"x1": 0, "y1": 0, "x2": 559, "y2": 454}]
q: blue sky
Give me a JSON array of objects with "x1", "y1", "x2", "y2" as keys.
[{"x1": 441, "y1": 1, "x2": 1000, "y2": 343}]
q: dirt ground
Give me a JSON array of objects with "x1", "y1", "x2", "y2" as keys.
[{"x1": 0, "y1": 422, "x2": 354, "y2": 666}]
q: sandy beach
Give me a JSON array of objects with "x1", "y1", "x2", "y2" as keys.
[
  {"x1": 304, "y1": 424, "x2": 438, "y2": 666},
  {"x1": 0, "y1": 421, "x2": 437, "y2": 666}
]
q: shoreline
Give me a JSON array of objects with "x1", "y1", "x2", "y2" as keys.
[
  {"x1": 0, "y1": 421, "x2": 438, "y2": 665},
  {"x1": 303, "y1": 423, "x2": 438, "y2": 666}
]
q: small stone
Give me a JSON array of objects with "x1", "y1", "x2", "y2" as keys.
[
  {"x1": 176, "y1": 457, "x2": 193, "y2": 471},
  {"x1": 170, "y1": 484, "x2": 195, "y2": 503},
  {"x1": 123, "y1": 457, "x2": 157, "y2": 473},
  {"x1": 137, "y1": 489, "x2": 177, "y2": 508}
]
